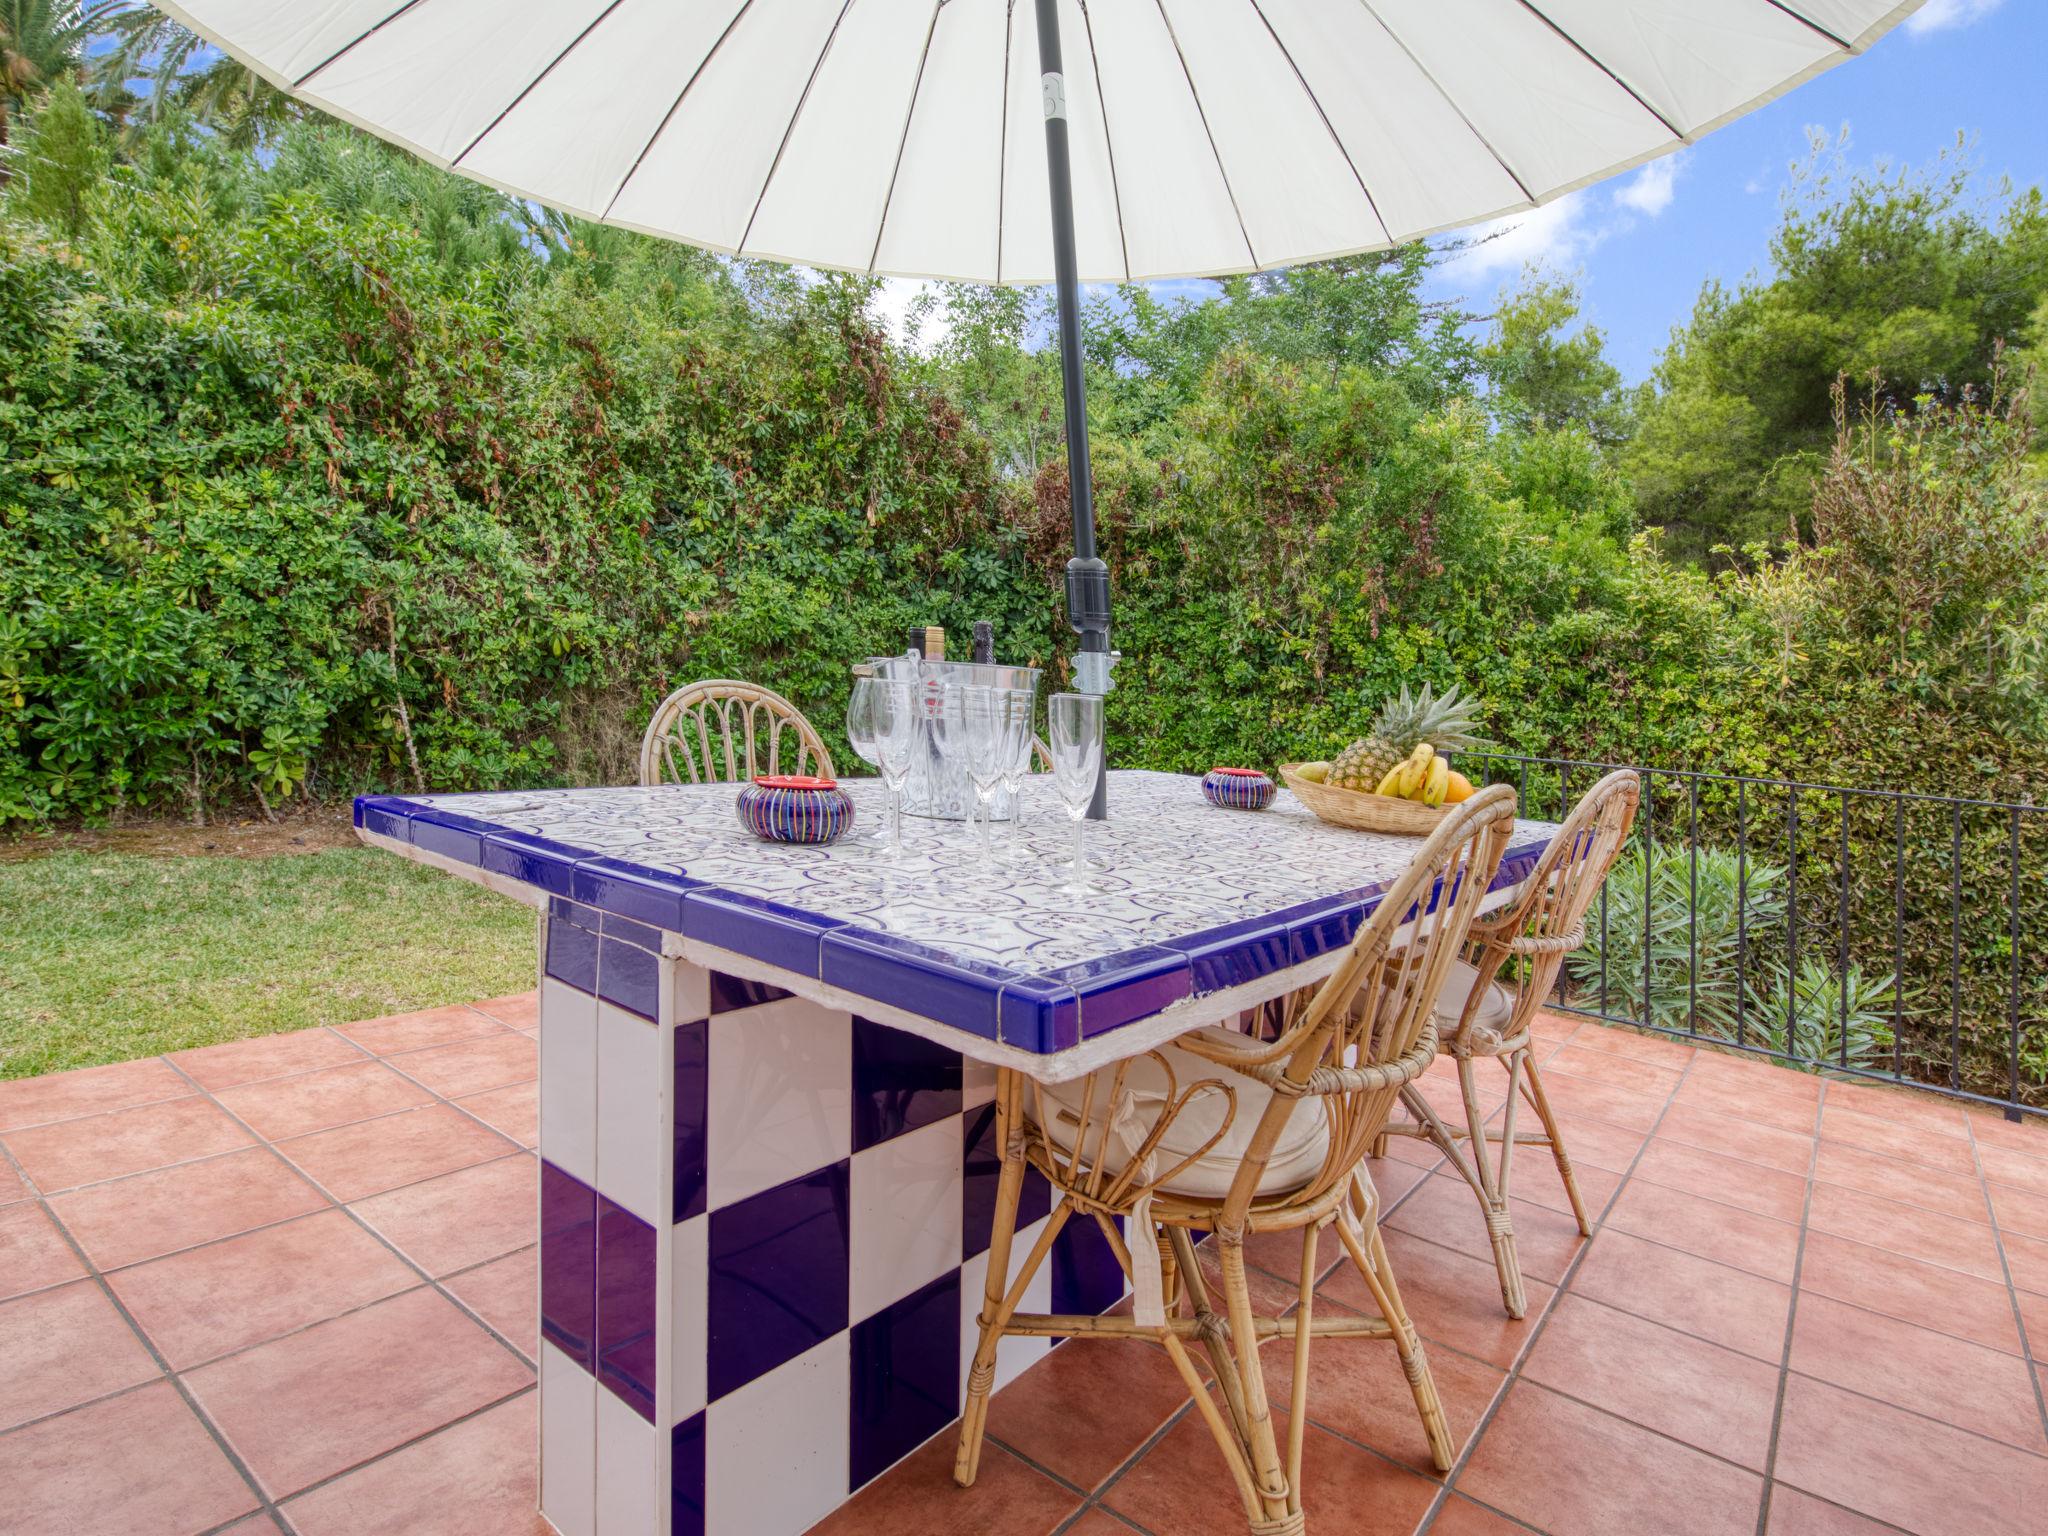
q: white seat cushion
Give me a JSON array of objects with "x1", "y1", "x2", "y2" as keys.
[
  {"x1": 1432, "y1": 959, "x2": 1517, "y2": 1044},
  {"x1": 1034, "y1": 1025, "x2": 1331, "y2": 1200}
]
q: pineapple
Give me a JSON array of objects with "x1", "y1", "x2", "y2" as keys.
[{"x1": 1329, "y1": 683, "x2": 1487, "y2": 792}]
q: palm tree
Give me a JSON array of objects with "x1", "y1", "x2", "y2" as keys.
[
  {"x1": 92, "y1": 2, "x2": 294, "y2": 148},
  {"x1": 0, "y1": 1, "x2": 103, "y2": 183}
]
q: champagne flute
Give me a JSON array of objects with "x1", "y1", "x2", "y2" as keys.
[
  {"x1": 869, "y1": 678, "x2": 919, "y2": 860},
  {"x1": 845, "y1": 676, "x2": 883, "y2": 842},
  {"x1": 960, "y1": 688, "x2": 1006, "y2": 867},
  {"x1": 1047, "y1": 692, "x2": 1103, "y2": 893},
  {"x1": 993, "y1": 688, "x2": 1036, "y2": 862}
]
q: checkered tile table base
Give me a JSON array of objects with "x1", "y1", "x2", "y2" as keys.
[{"x1": 534, "y1": 897, "x2": 1128, "y2": 1536}]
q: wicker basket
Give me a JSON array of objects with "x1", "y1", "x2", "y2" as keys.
[{"x1": 1278, "y1": 763, "x2": 1451, "y2": 835}]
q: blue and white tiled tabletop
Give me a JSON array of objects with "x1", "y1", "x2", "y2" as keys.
[{"x1": 355, "y1": 770, "x2": 1554, "y2": 1075}]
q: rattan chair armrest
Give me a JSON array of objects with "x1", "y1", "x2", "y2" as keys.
[
  {"x1": 1242, "y1": 1021, "x2": 1439, "y2": 1099},
  {"x1": 1502, "y1": 920, "x2": 1586, "y2": 957}
]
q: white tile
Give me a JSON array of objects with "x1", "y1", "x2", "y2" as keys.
[
  {"x1": 707, "y1": 998, "x2": 851, "y2": 1211},
  {"x1": 849, "y1": 1116, "x2": 963, "y2": 1323},
  {"x1": 595, "y1": 1386, "x2": 660, "y2": 1536},
  {"x1": 962, "y1": 1056, "x2": 998, "y2": 1111},
  {"x1": 540, "y1": 977, "x2": 599, "y2": 1185},
  {"x1": 670, "y1": 1213, "x2": 709, "y2": 1425},
  {"x1": 596, "y1": 1001, "x2": 667, "y2": 1225},
  {"x1": 705, "y1": 1333, "x2": 850, "y2": 1536},
  {"x1": 539, "y1": 1341, "x2": 596, "y2": 1536},
  {"x1": 957, "y1": 1212, "x2": 1055, "y2": 1402},
  {"x1": 663, "y1": 958, "x2": 710, "y2": 1027}
]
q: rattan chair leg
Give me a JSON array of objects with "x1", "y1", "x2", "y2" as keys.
[
  {"x1": 1216, "y1": 1234, "x2": 1294, "y2": 1529},
  {"x1": 956, "y1": 1069, "x2": 1033, "y2": 1488},
  {"x1": 1334, "y1": 1211, "x2": 1455, "y2": 1473},
  {"x1": 1517, "y1": 1051, "x2": 1593, "y2": 1237}
]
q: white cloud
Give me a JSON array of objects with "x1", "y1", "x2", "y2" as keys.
[
  {"x1": 1614, "y1": 154, "x2": 1684, "y2": 217},
  {"x1": 870, "y1": 277, "x2": 949, "y2": 352},
  {"x1": 1905, "y1": 0, "x2": 2004, "y2": 36},
  {"x1": 1435, "y1": 191, "x2": 1604, "y2": 283}
]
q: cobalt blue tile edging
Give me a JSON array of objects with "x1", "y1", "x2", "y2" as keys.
[{"x1": 354, "y1": 793, "x2": 1554, "y2": 1057}]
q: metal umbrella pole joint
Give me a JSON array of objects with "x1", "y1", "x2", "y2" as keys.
[{"x1": 1035, "y1": 0, "x2": 1113, "y2": 821}]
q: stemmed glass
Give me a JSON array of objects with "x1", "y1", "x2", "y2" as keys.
[
  {"x1": 960, "y1": 688, "x2": 1010, "y2": 868},
  {"x1": 845, "y1": 677, "x2": 883, "y2": 842},
  {"x1": 868, "y1": 678, "x2": 919, "y2": 860},
  {"x1": 993, "y1": 689, "x2": 1036, "y2": 862},
  {"x1": 1047, "y1": 692, "x2": 1103, "y2": 893}
]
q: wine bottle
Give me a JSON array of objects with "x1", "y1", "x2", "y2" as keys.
[{"x1": 971, "y1": 621, "x2": 995, "y2": 665}]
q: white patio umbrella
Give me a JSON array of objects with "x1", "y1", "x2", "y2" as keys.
[{"x1": 153, "y1": 0, "x2": 1926, "y2": 815}]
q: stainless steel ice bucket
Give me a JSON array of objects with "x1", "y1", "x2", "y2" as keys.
[{"x1": 867, "y1": 655, "x2": 1042, "y2": 821}]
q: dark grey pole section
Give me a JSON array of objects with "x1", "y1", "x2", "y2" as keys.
[{"x1": 1034, "y1": 0, "x2": 1113, "y2": 820}]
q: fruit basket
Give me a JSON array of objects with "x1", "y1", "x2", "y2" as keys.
[{"x1": 1278, "y1": 764, "x2": 1451, "y2": 835}]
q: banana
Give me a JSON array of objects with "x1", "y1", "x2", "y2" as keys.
[
  {"x1": 1374, "y1": 765, "x2": 1406, "y2": 797},
  {"x1": 1421, "y1": 755, "x2": 1451, "y2": 807}
]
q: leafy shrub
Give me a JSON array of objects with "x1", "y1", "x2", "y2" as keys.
[{"x1": 1747, "y1": 959, "x2": 1898, "y2": 1077}]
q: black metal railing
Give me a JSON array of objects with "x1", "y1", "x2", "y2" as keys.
[{"x1": 1465, "y1": 753, "x2": 2045, "y2": 1123}]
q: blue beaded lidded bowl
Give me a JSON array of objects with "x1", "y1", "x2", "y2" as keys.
[
  {"x1": 1202, "y1": 766, "x2": 1275, "y2": 811},
  {"x1": 735, "y1": 775, "x2": 856, "y2": 845}
]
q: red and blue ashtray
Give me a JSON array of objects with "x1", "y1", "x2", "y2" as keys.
[
  {"x1": 1202, "y1": 767, "x2": 1275, "y2": 811},
  {"x1": 735, "y1": 775, "x2": 856, "y2": 844}
]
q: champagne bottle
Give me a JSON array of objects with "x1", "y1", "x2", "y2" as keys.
[{"x1": 971, "y1": 621, "x2": 995, "y2": 665}]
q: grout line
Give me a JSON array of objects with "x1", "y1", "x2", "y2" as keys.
[
  {"x1": 1966, "y1": 1114, "x2": 2048, "y2": 1446},
  {"x1": 265, "y1": 1380, "x2": 536, "y2": 1514},
  {"x1": 1753, "y1": 1080, "x2": 1825, "y2": 1534}
]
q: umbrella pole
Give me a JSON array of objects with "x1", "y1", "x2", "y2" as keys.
[{"x1": 1035, "y1": 0, "x2": 1112, "y2": 822}]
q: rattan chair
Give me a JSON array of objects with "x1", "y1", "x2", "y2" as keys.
[
  {"x1": 1376, "y1": 769, "x2": 1640, "y2": 1318},
  {"x1": 637, "y1": 679, "x2": 834, "y2": 786},
  {"x1": 956, "y1": 787, "x2": 1518, "y2": 1536}
]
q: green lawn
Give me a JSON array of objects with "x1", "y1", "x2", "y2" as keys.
[{"x1": 0, "y1": 844, "x2": 536, "y2": 1079}]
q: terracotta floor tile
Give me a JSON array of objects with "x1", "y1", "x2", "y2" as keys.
[
  {"x1": 1427, "y1": 1496, "x2": 1536, "y2": 1536},
  {"x1": 1567, "y1": 1023, "x2": 1698, "y2": 1069},
  {"x1": 0, "y1": 1056, "x2": 191, "y2": 1133},
  {"x1": 350, "y1": 1153, "x2": 535, "y2": 1277},
  {"x1": 1656, "y1": 1103, "x2": 1816, "y2": 1176},
  {"x1": 1546, "y1": 1043, "x2": 1684, "y2": 1099},
  {"x1": 1102, "y1": 1408, "x2": 1440, "y2": 1536},
  {"x1": 170, "y1": 1029, "x2": 367, "y2": 1092},
  {"x1": 1787, "y1": 1292, "x2": 2046, "y2": 1454},
  {"x1": 1797, "y1": 1230, "x2": 2023, "y2": 1356},
  {"x1": 1241, "y1": 1221, "x2": 1343, "y2": 1288},
  {"x1": 1386, "y1": 1175, "x2": 1587, "y2": 1286},
  {"x1": 1817, "y1": 1103, "x2": 1976, "y2": 1175},
  {"x1": 1521, "y1": 1294, "x2": 1780, "y2": 1470},
  {"x1": 1458, "y1": 1381, "x2": 1762, "y2": 1536},
  {"x1": 184, "y1": 1287, "x2": 532, "y2": 1498},
  {"x1": 1376, "y1": 1132, "x2": 1447, "y2": 1172},
  {"x1": 1978, "y1": 1140, "x2": 2048, "y2": 1198},
  {"x1": 1766, "y1": 1485, "x2": 1909, "y2": 1535},
  {"x1": 387, "y1": 1032, "x2": 536, "y2": 1099},
  {"x1": 451, "y1": 1079, "x2": 537, "y2": 1147},
  {"x1": 46, "y1": 1146, "x2": 327, "y2": 1271},
  {"x1": 1634, "y1": 1137, "x2": 1810, "y2": 1223},
  {"x1": 1186, "y1": 1242, "x2": 1307, "y2": 1322},
  {"x1": 1674, "y1": 1074, "x2": 1821, "y2": 1136},
  {"x1": 1519, "y1": 1069, "x2": 1668, "y2": 1133},
  {"x1": 471, "y1": 991, "x2": 540, "y2": 1031},
  {"x1": 2017, "y1": 1286, "x2": 2048, "y2": 1356},
  {"x1": 1528, "y1": 1011, "x2": 1582, "y2": 1043},
  {"x1": 1063, "y1": 1511, "x2": 1143, "y2": 1536},
  {"x1": 1570, "y1": 1229, "x2": 1792, "y2": 1361},
  {"x1": 1363, "y1": 1152, "x2": 1434, "y2": 1213},
  {"x1": 1774, "y1": 1373, "x2": 2048, "y2": 1532},
  {"x1": 1258, "y1": 1295, "x2": 1505, "y2": 1476},
  {"x1": 0, "y1": 1279, "x2": 160, "y2": 1429},
  {"x1": 1988, "y1": 1179, "x2": 2048, "y2": 1243},
  {"x1": 276, "y1": 1102, "x2": 518, "y2": 1203},
  {"x1": 0, "y1": 1379, "x2": 257, "y2": 1535},
  {"x1": 1604, "y1": 1179, "x2": 1802, "y2": 1284},
  {"x1": 983, "y1": 1334, "x2": 1191, "y2": 1491},
  {"x1": 1966, "y1": 1111, "x2": 2048, "y2": 1157},
  {"x1": 0, "y1": 1155, "x2": 24, "y2": 1205},
  {"x1": 0, "y1": 1200, "x2": 86, "y2": 1300},
  {"x1": 1824, "y1": 1080, "x2": 1971, "y2": 1139},
  {"x1": 107, "y1": 1209, "x2": 420, "y2": 1369},
  {"x1": 1320, "y1": 1230, "x2": 1552, "y2": 1371},
  {"x1": 338, "y1": 1006, "x2": 511, "y2": 1057},
  {"x1": 2004, "y1": 1230, "x2": 2048, "y2": 1297},
  {"x1": 215, "y1": 1060, "x2": 436, "y2": 1142},
  {"x1": 1805, "y1": 1182, "x2": 2004, "y2": 1281},
  {"x1": 280, "y1": 1390, "x2": 548, "y2": 1536},
  {"x1": 1685, "y1": 1049, "x2": 1825, "y2": 1101},
  {"x1": 1500, "y1": 1143, "x2": 1621, "y2": 1222},
  {"x1": 1812, "y1": 1140, "x2": 1990, "y2": 1225},
  {"x1": 2, "y1": 1095, "x2": 254, "y2": 1192},
  {"x1": 445, "y1": 1245, "x2": 536, "y2": 1358},
  {"x1": 1538, "y1": 1111, "x2": 1649, "y2": 1176},
  {"x1": 810, "y1": 1426, "x2": 1083, "y2": 1536}
]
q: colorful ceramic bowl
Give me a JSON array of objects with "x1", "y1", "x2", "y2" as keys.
[
  {"x1": 1202, "y1": 766, "x2": 1275, "y2": 811},
  {"x1": 735, "y1": 775, "x2": 856, "y2": 844}
]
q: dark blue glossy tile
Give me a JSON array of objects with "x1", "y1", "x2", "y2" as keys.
[
  {"x1": 597, "y1": 1196, "x2": 658, "y2": 1423},
  {"x1": 540, "y1": 1160, "x2": 596, "y2": 1371},
  {"x1": 706, "y1": 1162, "x2": 850, "y2": 1402},
  {"x1": 1050, "y1": 1210, "x2": 1128, "y2": 1321},
  {"x1": 1277, "y1": 897, "x2": 1365, "y2": 963},
  {"x1": 684, "y1": 888, "x2": 842, "y2": 977},
  {"x1": 1165, "y1": 917, "x2": 1293, "y2": 996},
  {"x1": 849, "y1": 1270, "x2": 961, "y2": 1491},
  {"x1": 851, "y1": 1017, "x2": 961, "y2": 1152},
  {"x1": 674, "y1": 1019, "x2": 708, "y2": 1223},
  {"x1": 352, "y1": 795, "x2": 415, "y2": 841},
  {"x1": 961, "y1": 1102, "x2": 1050, "y2": 1262},
  {"x1": 602, "y1": 912, "x2": 662, "y2": 952},
  {"x1": 550, "y1": 896, "x2": 602, "y2": 932},
  {"x1": 408, "y1": 810, "x2": 497, "y2": 866},
  {"x1": 1044, "y1": 946, "x2": 1193, "y2": 1042},
  {"x1": 544, "y1": 915, "x2": 600, "y2": 995},
  {"x1": 481, "y1": 830, "x2": 583, "y2": 898},
  {"x1": 599, "y1": 936, "x2": 660, "y2": 1023},
  {"x1": 708, "y1": 971, "x2": 792, "y2": 1013},
  {"x1": 573, "y1": 856, "x2": 693, "y2": 933},
  {"x1": 671, "y1": 1413, "x2": 706, "y2": 1536},
  {"x1": 996, "y1": 978, "x2": 1080, "y2": 1054},
  {"x1": 820, "y1": 931, "x2": 1005, "y2": 1040}
]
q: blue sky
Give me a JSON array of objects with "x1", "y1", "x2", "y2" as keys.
[{"x1": 1420, "y1": 0, "x2": 2046, "y2": 382}]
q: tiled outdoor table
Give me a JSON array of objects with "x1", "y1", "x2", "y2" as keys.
[{"x1": 354, "y1": 769, "x2": 1555, "y2": 1536}]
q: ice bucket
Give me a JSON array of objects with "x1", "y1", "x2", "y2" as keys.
[{"x1": 867, "y1": 655, "x2": 1042, "y2": 822}]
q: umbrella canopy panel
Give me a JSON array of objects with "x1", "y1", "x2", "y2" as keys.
[{"x1": 159, "y1": 0, "x2": 1923, "y2": 286}]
